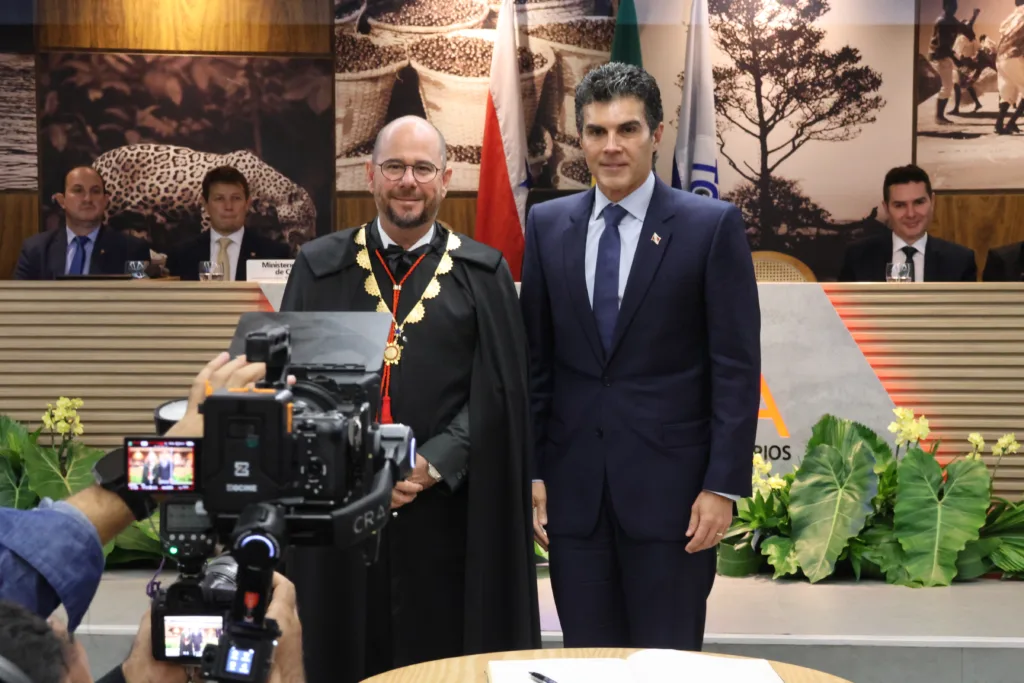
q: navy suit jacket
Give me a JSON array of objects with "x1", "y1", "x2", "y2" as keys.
[
  {"x1": 13, "y1": 225, "x2": 151, "y2": 280},
  {"x1": 520, "y1": 177, "x2": 761, "y2": 542},
  {"x1": 838, "y1": 232, "x2": 977, "y2": 282},
  {"x1": 166, "y1": 229, "x2": 291, "y2": 281}
]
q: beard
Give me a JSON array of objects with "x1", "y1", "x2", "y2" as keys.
[{"x1": 376, "y1": 189, "x2": 438, "y2": 229}]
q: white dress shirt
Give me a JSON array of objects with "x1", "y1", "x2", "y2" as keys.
[
  {"x1": 210, "y1": 227, "x2": 245, "y2": 281},
  {"x1": 376, "y1": 219, "x2": 435, "y2": 250},
  {"x1": 586, "y1": 171, "x2": 656, "y2": 305},
  {"x1": 892, "y1": 232, "x2": 927, "y2": 282}
]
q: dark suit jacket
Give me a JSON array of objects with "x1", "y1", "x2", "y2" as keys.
[
  {"x1": 983, "y1": 242, "x2": 1024, "y2": 282},
  {"x1": 13, "y1": 225, "x2": 151, "y2": 280},
  {"x1": 520, "y1": 177, "x2": 762, "y2": 542},
  {"x1": 838, "y1": 232, "x2": 977, "y2": 282},
  {"x1": 166, "y1": 229, "x2": 291, "y2": 281}
]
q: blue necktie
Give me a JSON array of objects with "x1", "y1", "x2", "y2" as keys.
[
  {"x1": 593, "y1": 203, "x2": 629, "y2": 353},
  {"x1": 68, "y1": 235, "x2": 90, "y2": 275}
]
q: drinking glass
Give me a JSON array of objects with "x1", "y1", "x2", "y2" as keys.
[
  {"x1": 124, "y1": 261, "x2": 149, "y2": 279},
  {"x1": 199, "y1": 261, "x2": 225, "y2": 282},
  {"x1": 885, "y1": 262, "x2": 910, "y2": 283}
]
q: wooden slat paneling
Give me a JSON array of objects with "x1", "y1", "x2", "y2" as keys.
[
  {"x1": 825, "y1": 283, "x2": 1024, "y2": 499},
  {"x1": 37, "y1": 0, "x2": 330, "y2": 54},
  {"x1": 336, "y1": 195, "x2": 478, "y2": 238},
  {"x1": 0, "y1": 281, "x2": 271, "y2": 450},
  {"x1": 0, "y1": 193, "x2": 40, "y2": 280}
]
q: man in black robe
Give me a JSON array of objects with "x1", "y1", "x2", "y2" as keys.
[{"x1": 279, "y1": 115, "x2": 540, "y2": 682}]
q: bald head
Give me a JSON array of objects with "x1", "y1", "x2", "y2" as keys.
[
  {"x1": 372, "y1": 116, "x2": 447, "y2": 168},
  {"x1": 65, "y1": 166, "x2": 105, "y2": 194}
]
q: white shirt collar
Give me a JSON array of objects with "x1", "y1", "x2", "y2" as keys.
[
  {"x1": 375, "y1": 218, "x2": 435, "y2": 251},
  {"x1": 892, "y1": 231, "x2": 927, "y2": 255},
  {"x1": 211, "y1": 227, "x2": 245, "y2": 247},
  {"x1": 591, "y1": 171, "x2": 657, "y2": 223}
]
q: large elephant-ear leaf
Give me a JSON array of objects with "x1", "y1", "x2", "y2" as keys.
[
  {"x1": 789, "y1": 440, "x2": 877, "y2": 583},
  {"x1": 894, "y1": 449, "x2": 990, "y2": 587}
]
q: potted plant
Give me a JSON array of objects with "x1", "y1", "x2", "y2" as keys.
[
  {"x1": 720, "y1": 408, "x2": 1024, "y2": 586},
  {"x1": 0, "y1": 399, "x2": 164, "y2": 566}
]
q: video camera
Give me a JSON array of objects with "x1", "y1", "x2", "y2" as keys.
[{"x1": 124, "y1": 313, "x2": 414, "y2": 682}]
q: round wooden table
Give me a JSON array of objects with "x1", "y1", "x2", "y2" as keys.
[{"x1": 361, "y1": 647, "x2": 852, "y2": 682}]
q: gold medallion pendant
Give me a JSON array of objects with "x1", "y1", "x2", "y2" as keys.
[{"x1": 383, "y1": 342, "x2": 402, "y2": 365}]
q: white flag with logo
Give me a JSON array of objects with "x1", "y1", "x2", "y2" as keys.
[{"x1": 672, "y1": 0, "x2": 719, "y2": 198}]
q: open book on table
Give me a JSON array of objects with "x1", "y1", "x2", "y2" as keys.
[{"x1": 487, "y1": 648, "x2": 785, "y2": 683}]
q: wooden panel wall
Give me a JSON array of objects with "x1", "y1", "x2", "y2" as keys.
[
  {"x1": 0, "y1": 282, "x2": 271, "y2": 450},
  {"x1": 825, "y1": 283, "x2": 1024, "y2": 500},
  {"x1": 930, "y1": 194, "x2": 1024, "y2": 278},
  {"x1": 0, "y1": 194, "x2": 40, "y2": 281},
  {"x1": 37, "y1": 0, "x2": 330, "y2": 53},
  {"x1": 335, "y1": 195, "x2": 478, "y2": 237}
]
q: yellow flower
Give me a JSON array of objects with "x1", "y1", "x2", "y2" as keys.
[
  {"x1": 767, "y1": 474, "x2": 786, "y2": 490},
  {"x1": 968, "y1": 433, "x2": 985, "y2": 451},
  {"x1": 992, "y1": 433, "x2": 1019, "y2": 458},
  {"x1": 893, "y1": 407, "x2": 914, "y2": 423},
  {"x1": 73, "y1": 423, "x2": 84, "y2": 437},
  {"x1": 41, "y1": 410, "x2": 53, "y2": 429},
  {"x1": 56, "y1": 420, "x2": 70, "y2": 435},
  {"x1": 752, "y1": 453, "x2": 772, "y2": 475}
]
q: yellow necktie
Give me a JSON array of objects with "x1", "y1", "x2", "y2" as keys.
[{"x1": 217, "y1": 236, "x2": 232, "y2": 281}]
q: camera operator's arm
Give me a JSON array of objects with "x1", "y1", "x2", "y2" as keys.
[
  {"x1": 93, "y1": 609, "x2": 188, "y2": 683},
  {"x1": 265, "y1": 572, "x2": 306, "y2": 683},
  {"x1": 408, "y1": 401, "x2": 470, "y2": 492},
  {"x1": 165, "y1": 352, "x2": 291, "y2": 437},
  {"x1": 0, "y1": 488, "x2": 125, "y2": 632}
]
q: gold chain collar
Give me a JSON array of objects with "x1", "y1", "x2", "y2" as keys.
[{"x1": 355, "y1": 223, "x2": 461, "y2": 364}]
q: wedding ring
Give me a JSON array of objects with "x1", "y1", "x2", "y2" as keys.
[{"x1": 715, "y1": 532, "x2": 724, "y2": 536}]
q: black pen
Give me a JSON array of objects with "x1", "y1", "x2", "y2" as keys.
[{"x1": 528, "y1": 672, "x2": 559, "y2": 683}]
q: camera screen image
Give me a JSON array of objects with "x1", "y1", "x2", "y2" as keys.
[
  {"x1": 126, "y1": 438, "x2": 196, "y2": 492},
  {"x1": 225, "y1": 645, "x2": 257, "y2": 676},
  {"x1": 162, "y1": 615, "x2": 223, "y2": 659}
]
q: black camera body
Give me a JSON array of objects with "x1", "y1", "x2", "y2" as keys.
[{"x1": 133, "y1": 319, "x2": 415, "y2": 682}]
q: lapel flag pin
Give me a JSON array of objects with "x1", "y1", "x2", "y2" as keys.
[{"x1": 651, "y1": 233, "x2": 661, "y2": 245}]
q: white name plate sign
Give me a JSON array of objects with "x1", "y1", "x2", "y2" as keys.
[{"x1": 246, "y1": 259, "x2": 294, "y2": 282}]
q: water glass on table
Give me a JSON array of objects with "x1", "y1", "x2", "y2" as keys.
[
  {"x1": 199, "y1": 261, "x2": 225, "y2": 282},
  {"x1": 885, "y1": 262, "x2": 910, "y2": 283},
  {"x1": 124, "y1": 261, "x2": 149, "y2": 279}
]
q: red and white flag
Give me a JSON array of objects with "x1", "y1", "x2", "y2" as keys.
[{"x1": 474, "y1": 0, "x2": 529, "y2": 279}]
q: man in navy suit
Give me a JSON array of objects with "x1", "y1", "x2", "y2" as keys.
[
  {"x1": 14, "y1": 167, "x2": 151, "y2": 280},
  {"x1": 520, "y1": 63, "x2": 760, "y2": 651},
  {"x1": 838, "y1": 165, "x2": 976, "y2": 282},
  {"x1": 166, "y1": 166, "x2": 291, "y2": 281}
]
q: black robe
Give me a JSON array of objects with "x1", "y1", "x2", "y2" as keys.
[{"x1": 279, "y1": 222, "x2": 540, "y2": 682}]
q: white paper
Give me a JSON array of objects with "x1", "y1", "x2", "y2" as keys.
[
  {"x1": 487, "y1": 658, "x2": 630, "y2": 683},
  {"x1": 626, "y1": 649, "x2": 784, "y2": 683}
]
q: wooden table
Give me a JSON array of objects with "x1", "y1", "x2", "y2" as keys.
[{"x1": 361, "y1": 648, "x2": 852, "y2": 682}]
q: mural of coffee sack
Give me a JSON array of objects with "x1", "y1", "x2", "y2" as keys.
[
  {"x1": 916, "y1": 0, "x2": 1024, "y2": 190},
  {"x1": 334, "y1": 0, "x2": 618, "y2": 191},
  {"x1": 37, "y1": 52, "x2": 334, "y2": 257}
]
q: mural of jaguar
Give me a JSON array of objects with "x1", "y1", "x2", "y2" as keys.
[{"x1": 91, "y1": 143, "x2": 317, "y2": 246}]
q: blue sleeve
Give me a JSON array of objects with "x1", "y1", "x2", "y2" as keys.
[{"x1": 0, "y1": 500, "x2": 106, "y2": 631}]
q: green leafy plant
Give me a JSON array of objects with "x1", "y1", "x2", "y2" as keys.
[
  {"x1": 0, "y1": 400, "x2": 163, "y2": 566},
  {"x1": 718, "y1": 408, "x2": 1021, "y2": 587}
]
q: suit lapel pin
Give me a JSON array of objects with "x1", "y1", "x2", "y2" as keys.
[
  {"x1": 651, "y1": 233, "x2": 661, "y2": 245},
  {"x1": 99, "y1": 249, "x2": 106, "y2": 255},
  {"x1": 250, "y1": 251, "x2": 256, "y2": 257}
]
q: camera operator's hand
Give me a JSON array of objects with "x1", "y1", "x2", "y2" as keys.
[
  {"x1": 391, "y1": 480, "x2": 423, "y2": 510},
  {"x1": 265, "y1": 572, "x2": 305, "y2": 683},
  {"x1": 405, "y1": 454, "x2": 439, "y2": 491},
  {"x1": 121, "y1": 610, "x2": 189, "y2": 683},
  {"x1": 166, "y1": 352, "x2": 292, "y2": 438}
]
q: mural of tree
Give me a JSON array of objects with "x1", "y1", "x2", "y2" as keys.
[{"x1": 708, "y1": 0, "x2": 885, "y2": 247}]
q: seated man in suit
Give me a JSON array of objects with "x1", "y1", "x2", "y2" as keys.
[
  {"x1": 839, "y1": 164, "x2": 977, "y2": 282},
  {"x1": 14, "y1": 166, "x2": 151, "y2": 280},
  {"x1": 983, "y1": 242, "x2": 1024, "y2": 281},
  {"x1": 166, "y1": 166, "x2": 291, "y2": 281}
]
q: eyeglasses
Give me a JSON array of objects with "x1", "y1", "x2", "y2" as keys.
[{"x1": 377, "y1": 160, "x2": 441, "y2": 183}]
